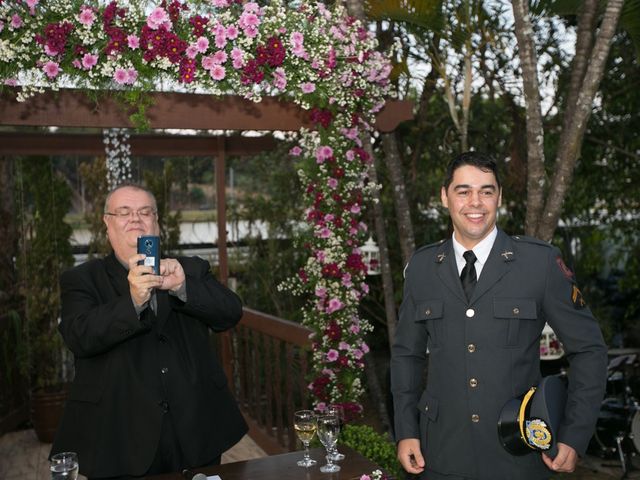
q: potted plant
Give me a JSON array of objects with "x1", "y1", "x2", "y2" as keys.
[{"x1": 16, "y1": 158, "x2": 74, "y2": 443}]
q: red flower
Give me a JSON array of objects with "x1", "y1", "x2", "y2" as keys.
[
  {"x1": 346, "y1": 253, "x2": 366, "y2": 273},
  {"x1": 325, "y1": 321, "x2": 341, "y2": 342},
  {"x1": 321, "y1": 262, "x2": 341, "y2": 278},
  {"x1": 189, "y1": 15, "x2": 209, "y2": 36},
  {"x1": 179, "y1": 57, "x2": 196, "y2": 83},
  {"x1": 310, "y1": 107, "x2": 333, "y2": 129}
]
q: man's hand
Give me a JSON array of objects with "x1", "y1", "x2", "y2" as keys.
[
  {"x1": 128, "y1": 254, "x2": 163, "y2": 307},
  {"x1": 542, "y1": 442, "x2": 578, "y2": 472},
  {"x1": 397, "y1": 438, "x2": 425, "y2": 475},
  {"x1": 158, "y1": 258, "x2": 185, "y2": 293}
]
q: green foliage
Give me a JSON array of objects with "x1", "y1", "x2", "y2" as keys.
[
  {"x1": 144, "y1": 161, "x2": 182, "y2": 255},
  {"x1": 78, "y1": 159, "x2": 110, "y2": 258},
  {"x1": 341, "y1": 424, "x2": 402, "y2": 479},
  {"x1": 16, "y1": 158, "x2": 74, "y2": 390}
]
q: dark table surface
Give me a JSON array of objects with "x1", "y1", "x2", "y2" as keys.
[{"x1": 147, "y1": 446, "x2": 381, "y2": 480}]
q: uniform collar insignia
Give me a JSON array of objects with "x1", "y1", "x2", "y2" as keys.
[
  {"x1": 501, "y1": 250, "x2": 514, "y2": 261},
  {"x1": 436, "y1": 252, "x2": 446, "y2": 263}
]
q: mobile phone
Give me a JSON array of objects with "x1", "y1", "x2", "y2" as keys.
[{"x1": 137, "y1": 235, "x2": 160, "y2": 274}]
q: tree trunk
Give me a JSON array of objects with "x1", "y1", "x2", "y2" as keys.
[
  {"x1": 0, "y1": 158, "x2": 17, "y2": 303},
  {"x1": 536, "y1": 0, "x2": 624, "y2": 241},
  {"x1": 511, "y1": 0, "x2": 547, "y2": 236},
  {"x1": 382, "y1": 132, "x2": 416, "y2": 265}
]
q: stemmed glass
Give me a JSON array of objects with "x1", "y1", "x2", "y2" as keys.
[
  {"x1": 317, "y1": 414, "x2": 341, "y2": 473},
  {"x1": 326, "y1": 404, "x2": 346, "y2": 461},
  {"x1": 294, "y1": 410, "x2": 317, "y2": 467},
  {"x1": 50, "y1": 452, "x2": 79, "y2": 480}
]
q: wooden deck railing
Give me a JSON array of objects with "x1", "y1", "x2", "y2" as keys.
[{"x1": 220, "y1": 308, "x2": 313, "y2": 454}]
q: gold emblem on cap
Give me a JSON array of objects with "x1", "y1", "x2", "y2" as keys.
[{"x1": 526, "y1": 419, "x2": 552, "y2": 450}]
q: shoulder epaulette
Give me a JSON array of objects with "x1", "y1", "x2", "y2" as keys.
[
  {"x1": 511, "y1": 235, "x2": 552, "y2": 248},
  {"x1": 414, "y1": 238, "x2": 446, "y2": 255}
]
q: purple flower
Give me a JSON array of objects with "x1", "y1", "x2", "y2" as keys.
[
  {"x1": 326, "y1": 298, "x2": 344, "y2": 314},
  {"x1": 289, "y1": 146, "x2": 302, "y2": 156},
  {"x1": 300, "y1": 82, "x2": 316, "y2": 94},
  {"x1": 11, "y1": 14, "x2": 23, "y2": 29},
  {"x1": 42, "y1": 61, "x2": 60, "y2": 79},
  {"x1": 315, "y1": 145, "x2": 333, "y2": 163},
  {"x1": 326, "y1": 349, "x2": 339, "y2": 362},
  {"x1": 81, "y1": 53, "x2": 98, "y2": 70}
]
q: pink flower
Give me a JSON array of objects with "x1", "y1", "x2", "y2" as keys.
[
  {"x1": 318, "y1": 227, "x2": 331, "y2": 239},
  {"x1": 72, "y1": 59, "x2": 81, "y2": 69},
  {"x1": 315, "y1": 145, "x2": 333, "y2": 163},
  {"x1": 42, "y1": 61, "x2": 60, "y2": 79},
  {"x1": 201, "y1": 55, "x2": 216, "y2": 70},
  {"x1": 230, "y1": 48, "x2": 245, "y2": 69},
  {"x1": 315, "y1": 287, "x2": 327, "y2": 298},
  {"x1": 316, "y1": 401, "x2": 327, "y2": 412},
  {"x1": 341, "y1": 273, "x2": 353, "y2": 287},
  {"x1": 81, "y1": 53, "x2": 98, "y2": 70},
  {"x1": 349, "y1": 324, "x2": 361, "y2": 334},
  {"x1": 4, "y1": 78, "x2": 18, "y2": 86},
  {"x1": 113, "y1": 68, "x2": 129, "y2": 84},
  {"x1": 126, "y1": 68, "x2": 138, "y2": 84},
  {"x1": 339, "y1": 341, "x2": 350, "y2": 350},
  {"x1": 214, "y1": 35, "x2": 227, "y2": 49},
  {"x1": 226, "y1": 25, "x2": 239, "y2": 39},
  {"x1": 326, "y1": 298, "x2": 344, "y2": 314},
  {"x1": 147, "y1": 7, "x2": 171, "y2": 30},
  {"x1": 127, "y1": 35, "x2": 140, "y2": 49},
  {"x1": 0, "y1": 21, "x2": 4, "y2": 33},
  {"x1": 210, "y1": 65, "x2": 226, "y2": 80},
  {"x1": 195, "y1": 36, "x2": 209, "y2": 53},
  {"x1": 243, "y1": 2, "x2": 260, "y2": 13},
  {"x1": 212, "y1": 0, "x2": 229, "y2": 6},
  {"x1": 326, "y1": 349, "x2": 339, "y2": 362},
  {"x1": 289, "y1": 146, "x2": 302, "y2": 156},
  {"x1": 78, "y1": 8, "x2": 95, "y2": 26},
  {"x1": 346, "y1": 150, "x2": 355, "y2": 161},
  {"x1": 290, "y1": 31, "x2": 304, "y2": 46},
  {"x1": 300, "y1": 82, "x2": 316, "y2": 94},
  {"x1": 350, "y1": 204, "x2": 361, "y2": 214},
  {"x1": 327, "y1": 178, "x2": 338, "y2": 190},
  {"x1": 26, "y1": 0, "x2": 39, "y2": 10},
  {"x1": 186, "y1": 45, "x2": 199, "y2": 59},
  {"x1": 272, "y1": 67, "x2": 286, "y2": 90},
  {"x1": 11, "y1": 14, "x2": 23, "y2": 29},
  {"x1": 353, "y1": 349, "x2": 364, "y2": 360},
  {"x1": 212, "y1": 50, "x2": 227, "y2": 64},
  {"x1": 360, "y1": 342, "x2": 370, "y2": 354}
]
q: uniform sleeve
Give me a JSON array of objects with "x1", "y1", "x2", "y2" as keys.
[
  {"x1": 542, "y1": 247, "x2": 608, "y2": 455},
  {"x1": 390, "y1": 260, "x2": 430, "y2": 442}
]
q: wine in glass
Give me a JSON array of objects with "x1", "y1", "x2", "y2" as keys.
[
  {"x1": 326, "y1": 404, "x2": 346, "y2": 461},
  {"x1": 317, "y1": 414, "x2": 341, "y2": 473},
  {"x1": 294, "y1": 410, "x2": 317, "y2": 467},
  {"x1": 50, "y1": 452, "x2": 79, "y2": 480}
]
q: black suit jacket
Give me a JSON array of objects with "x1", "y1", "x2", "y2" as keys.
[
  {"x1": 391, "y1": 230, "x2": 607, "y2": 480},
  {"x1": 51, "y1": 253, "x2": 248, "y2": 478}
]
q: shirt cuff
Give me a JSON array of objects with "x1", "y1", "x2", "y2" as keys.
[{"x1": 169, "y1": 282, "x2": 187, "y2": 302}]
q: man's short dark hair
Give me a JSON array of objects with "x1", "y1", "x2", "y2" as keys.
[{"x1": 443, "y1": 151, "x2": 501, "y2": 191}]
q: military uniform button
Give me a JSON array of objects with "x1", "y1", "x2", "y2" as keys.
[
  {"x1": 425, "y1": 309, "x2": 431, "y2": 316},
  {"x1": 467, "y1": 344, "x2": 476, "y2": 353},
  {"x1": 161, "y1": 367, "x2": 169, "y2": 374},
  {"x1": 466, "y1": 308, "x2": 475, "y2": 318},
  {"x1": 513, "y1": 307, "x2": 520, "y2": 315},
  {"x1": 471, "y1": 414, "x2": 480, "y2": 423},
  {"x1": 469, "y1": 378, "x2": 478, "y2": 388},
  {"x1": 425, "y1": 405, "x2": 429, "y2": 412}
]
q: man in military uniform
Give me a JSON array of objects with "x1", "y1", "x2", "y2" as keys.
[{"x1": 390, "y1": 152, "x2": 607, "y2": 479}]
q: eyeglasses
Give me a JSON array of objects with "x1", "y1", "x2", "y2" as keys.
[{"x1": 104, "y1": 207, "x2": 157, "y2": 219}]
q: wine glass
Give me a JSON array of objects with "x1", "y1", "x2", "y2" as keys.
[
  {"x1": 50, "y1": 452, "x2": 79, "y2": 480},
  {"x1": 317, "y1": 414, "x2": 341, "y2": 473},
  {"x1": 326, "y1": 404, "x2": 346, "y2": 461},
  {"x1": 294, "y1": 410, "x2": 317, "y2": 467}
]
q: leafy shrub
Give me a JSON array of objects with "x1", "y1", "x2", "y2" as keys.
[{"x1": 341, "y1": 424, "x2": 402, "y2": 479}]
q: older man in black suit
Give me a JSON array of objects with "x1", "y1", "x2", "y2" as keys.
[
  {"x1": 51, "y1": 184, "x2": 247, "y2": 479},
  {"x1": 391, "y1": 152, "x2": 607, "y2": 479}
]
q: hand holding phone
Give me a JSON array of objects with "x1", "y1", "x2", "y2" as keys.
[{"x1": 137, "y1": 235, "x2": 160, "y2": 275}]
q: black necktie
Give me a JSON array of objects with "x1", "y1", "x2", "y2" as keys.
[{"x1": 461, "y1": 250, "x2": 477, "y2": 301}]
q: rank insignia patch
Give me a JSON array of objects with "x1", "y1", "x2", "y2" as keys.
[
  {"x1": 572, "y1": 285, "x2": 587, "y2": 309},
  {"x1": 526, "y1": 419, "x2": 552, "y2": 450},
  {"x1": 556, "y1": 257, "x2": 575, "y2": 281}
]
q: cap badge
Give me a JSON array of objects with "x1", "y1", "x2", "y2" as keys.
[{"x1": 526, "y1": 419, "x2": 552, "y2": 450}]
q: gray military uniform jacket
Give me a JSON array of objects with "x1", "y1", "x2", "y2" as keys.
[{"x1": 391, "y1": 229, "x2": 607, "y2": 480}]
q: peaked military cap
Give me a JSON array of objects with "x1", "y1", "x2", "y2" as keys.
[{"x1": 498, "y1": 375, "x2": 568, "y2": 458}]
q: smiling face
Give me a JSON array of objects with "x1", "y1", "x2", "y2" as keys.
[
  {"x1": 441, "y1": 165, "x2": 502, "y2": 250},
  {"x1": 103, "y1": 186, "x2": 159, "y2": 262}
]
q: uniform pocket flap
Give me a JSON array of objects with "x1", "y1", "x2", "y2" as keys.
[
  {"x1": 417, "y1": 390, "x2": 439, "y2": 421},
  {"x1": 493, "y1": 298, "x2": 537, "y2": 319},
  {"x1": 68, "y1": 383, "x2": 102, "y2": 403},
  {"x1": 414, "y1": 300, "x2": 444, "y2": 322}
]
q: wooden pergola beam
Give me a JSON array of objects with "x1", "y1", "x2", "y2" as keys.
[
  {"x1": 0, "y1": 132, "x2": 278, "y2": 156},
  {"x1": 0, "y1": 88, "x2": 413, "y2": 132}
]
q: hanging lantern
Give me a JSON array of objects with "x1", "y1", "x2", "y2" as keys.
[{"x1": 361, "y1": 236, "x2": 381, "y2": 275}]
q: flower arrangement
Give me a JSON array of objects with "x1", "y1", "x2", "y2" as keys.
[{"x1": 0, "y1": 0, "x2": 392, "y2": 414}]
